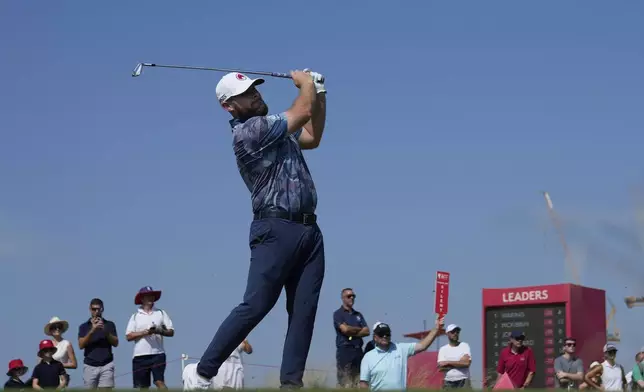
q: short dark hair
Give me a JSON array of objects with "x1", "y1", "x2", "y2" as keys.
[
  {"x1": 564, "y1": 337, "x2": 576, "y2": 343},
  {"x1": 341, "y1": 288, "x2": 353, "y2": 297},
  {"x1": 90, "y1": 298, "x2": 104, "y2": 308}
]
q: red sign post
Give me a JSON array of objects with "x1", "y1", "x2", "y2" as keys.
[{"x1": 434, "y1": 271, "x2": 450, "y2": 317}]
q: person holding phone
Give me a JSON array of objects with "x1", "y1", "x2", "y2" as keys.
[
  {"x1": 78, "y1": 298, "x2": 119, "y2": 389},
  {"x1": 126, "y1": 286, "x2": 175, "y2": 389}
]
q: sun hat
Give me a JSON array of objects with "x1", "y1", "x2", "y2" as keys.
[
  {"x1": 135, "y1": 286, "x2": 162, "y2": 305},
  {"x1": 7, "y1": 359, "x2": 28, "y2": 377},
  {"x1": 37, "y1": 339, "x2": 56, "y2": 357},
  {"x1": 44, "y1": 316, "x2": 69, "y2": 336}
]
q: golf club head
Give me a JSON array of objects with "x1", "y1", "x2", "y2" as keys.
[{"x1": 132, "y1": 63, "x2": 144, "y2": 77}]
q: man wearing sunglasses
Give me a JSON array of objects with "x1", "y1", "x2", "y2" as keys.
[
  {"x1": 78, "y1": 298, "x2": 119, "y2": 389},
  {"x1": 554, "y1": 337, "x2": 584, "y2": 389},
  {"x1": 437, "y1": 324, "x2": 472, "y2": 388},
  {"x1": 359, "y1": 318, "x2": 444, "y2": 391},
  {"x1": 496, "y1": 331, "x2": 536, "y2": 389},
  {"x1": 333, "y1": 288, "x2": 369, "y2": 388}
]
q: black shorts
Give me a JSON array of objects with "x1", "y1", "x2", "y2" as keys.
[{"x1": 132, "y1": 353, "x2": 166, "y2": 388}]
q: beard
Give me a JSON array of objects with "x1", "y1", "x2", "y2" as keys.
[{"x1": 237, "y1": 100, "x2": 268, "y2": 120}]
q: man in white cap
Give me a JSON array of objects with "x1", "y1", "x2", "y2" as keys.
[
  {"x1": 437, "y1": 324, "x2": 471, "y2": 388},
  {"x1": 191, "y1": 69, "x2": 327, "y2": 389}
]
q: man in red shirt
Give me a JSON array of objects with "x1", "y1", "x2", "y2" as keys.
[{"x1": 496, "y1": 331, "x2": 536, "y2": 389}]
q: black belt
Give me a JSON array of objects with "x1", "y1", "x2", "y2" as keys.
[{"x1": 254, "y1": 210, "x2": 317, "y2": 225}]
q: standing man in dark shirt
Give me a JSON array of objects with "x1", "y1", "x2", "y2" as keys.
[
  {"x1": 78, "y1": 298, "x2": 118, "y2": 389},
  {"x1": 32, "y1": 340, "x2": 66, "y2": 390},
  {"x1": 333, "y1": 288, "x2": 369, "y2": 388}
]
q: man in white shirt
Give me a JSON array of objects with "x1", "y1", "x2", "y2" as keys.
[
  {"x1": 125, "y1": 286, "x2": 175, "y2": 389},
  {"x1": 437, "y1": 324, "x2": 471, "y2": 389}
]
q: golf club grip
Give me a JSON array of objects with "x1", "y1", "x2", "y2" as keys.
[{"x1": 270, "y1": 72, "x2": 292, "y2": 79}]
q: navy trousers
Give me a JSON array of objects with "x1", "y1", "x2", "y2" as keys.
[{"x1": 197, "y1": 217, "x2": 325, "y2": 387}]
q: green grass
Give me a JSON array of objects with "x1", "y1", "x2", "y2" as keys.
[{"x1": 56, "y1": 389, "x2": 556, "y2": 391}]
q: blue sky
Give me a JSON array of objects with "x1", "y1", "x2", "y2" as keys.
[{"x1": 2, "y1": 1, "x2": 644, "y2": 388}]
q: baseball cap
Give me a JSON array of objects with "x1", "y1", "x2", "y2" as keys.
[
  {"x1": 216, "y1": 72, "x2": 264, "y2": 103},
  {"x1": 446, "y1": 324, "x2": 461, "y2": 333},
  {"x1": 603, "y1": 343, "x2": 618, "y2": 352},
  {"x1": 510, "y1": 331, "x2": 525, "y2": 339},
  {"x1": 373, "y1": 322, "x2": 391, "y2": 337}
]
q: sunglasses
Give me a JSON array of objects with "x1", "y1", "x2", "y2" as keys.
[
  {"x1": 566, "y1": 343, "x2": 576, "y2": 347},
  {"x1": 50, "y1": 324, "x2": 63, "y2": 331},
  {"x1": 345, "y1": 294, "x2": 356, "y2": 299},
  {"x1": 91, "y1": 307, "x2": 102, "y2": 312}
]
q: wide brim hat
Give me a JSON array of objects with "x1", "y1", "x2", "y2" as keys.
[
  {"x1": 7, "y1": 359, "x2": 28, "y2": 377},
  {"x1": 44, "y1": 316, "x2": 69, "y2": 336},
  {"x1": 135, "y1": 286, "x2": 162, "y2": 305}
]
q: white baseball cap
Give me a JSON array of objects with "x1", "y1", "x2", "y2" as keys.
[
  {"x1": 446, "y1": 324, "x2": 461, "y2": 333},
  {"x1": 216, "y1": 72, "x2": 264, "y2": 103}
]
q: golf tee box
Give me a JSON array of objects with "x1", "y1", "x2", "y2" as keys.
[{"x1": 481, "y1": 283, "x2": 606, "y2": 389}]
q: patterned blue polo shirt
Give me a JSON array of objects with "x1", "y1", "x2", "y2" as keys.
[{"x1": 230, "y1": 112, "x2": 317, "y2": 214}]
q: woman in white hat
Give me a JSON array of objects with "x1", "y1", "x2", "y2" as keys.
[{"x1": 43, "y1": 316, "x2": 77, "y2": 384}]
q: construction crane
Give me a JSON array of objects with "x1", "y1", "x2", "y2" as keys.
[
  {"x1": 624, "y1": 188, "x2": 644, "y2": 308},
  {"x1": 542, "y1": 191, "x2": 620, "y2": 342}
]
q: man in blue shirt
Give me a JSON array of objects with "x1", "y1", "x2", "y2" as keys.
[
  {"x1": 360, "y1": 318, "x2": 444, "y2": 391},
  {"x1": 334, "y1": 288, "x2": 370, "y2": 388},
  {"x1": 192, "y1": 69, "x2": 327, "y2": 389}
]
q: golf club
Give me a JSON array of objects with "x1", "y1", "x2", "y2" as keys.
[{"x1": 132, "y1": 62, "x2": 316, "y2": 81}]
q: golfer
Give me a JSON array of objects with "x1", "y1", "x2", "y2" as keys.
[{"x1": 190, "y1": 69, "x2": 327, "y2": 389}]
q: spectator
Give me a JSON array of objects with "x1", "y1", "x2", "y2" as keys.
[
  {"x1": 554, "y1": 337, "x2": 584, "y2": 389},
  {"x1": 359, "y1": 317, "x2": 444, "y2": 391},
  {"x1": 78, "y1": 298, "x2": 118, "y2": 389},
  {"x1": 584, "y1": 344, "x2": 627, "y2": 391},
  {"x1": 333, "y1": 288, "x2": 369, "y2": 388},
  {"x1": 125, "y1": 286, "x2": 175, "y2": 389},
  {"x1": 496, "y1": 331, "x2": 536, "y2": 389},
  {"x1": 631, "y1": 350, "x2": 644, "y2": 390},
  {"x1": 5, "y1": 359, "x2": 29, "y2": 389},
  {"x1": 44, "y1": 316, "x2": 77, "y2": 386},
  {"x1": 211, "y1": 340, "x2": 253, "y2": 390},
  {"x1": 31, "y1": 340, "x2": 66, "y2": 390},
  {"x1": 364, "y1": 338, "x2": 376, "y2": 355},
  {"x1": 580, "y1": 361, "x2": 603, "y2": 390},
  {"x1": 437, "y1": 324, "x2": 472, "y2": 388}
]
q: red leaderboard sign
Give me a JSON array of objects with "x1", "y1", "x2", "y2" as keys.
[
  {"x1": 434, "y1": 271, "x2": 450, "y2": 317},
  {"x1": 481, "y1": 284, "x2": 606, "y2": 389}
]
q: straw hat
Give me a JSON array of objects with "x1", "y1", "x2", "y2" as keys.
[{"x1": 44, "y1": 316, "x2": 69, "y2": 336}]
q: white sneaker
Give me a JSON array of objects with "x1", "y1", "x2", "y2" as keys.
[{"x1": 183, "y1": 363, "x2": 212, "y2": 390}]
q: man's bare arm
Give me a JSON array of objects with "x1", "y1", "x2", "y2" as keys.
[
  {"x1": 440, "y1": 358, "x2": 472, "y2": 369},
  {"x1": 339, "y1": 324, "x2": 367, "y2": 337},
  {"x1": 285, "y1": 72, "x2": 316, "y2": 134},
  {"x1": 584, "y1": 366, "x2": 602, "y2": 390},
  {"x1": 299, "y1": 93, "x2": 326, "y2": 149},
  {"x1": 522, "y1": 372, "x2": 534, "y2": 388},
  {"x1": 413, "y1": 328, "x2": 441, "y2": 354}
]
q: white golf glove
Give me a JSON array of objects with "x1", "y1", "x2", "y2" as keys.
[{"x1": 303, "y1": 68, "x2": 326, "y2": 94}]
